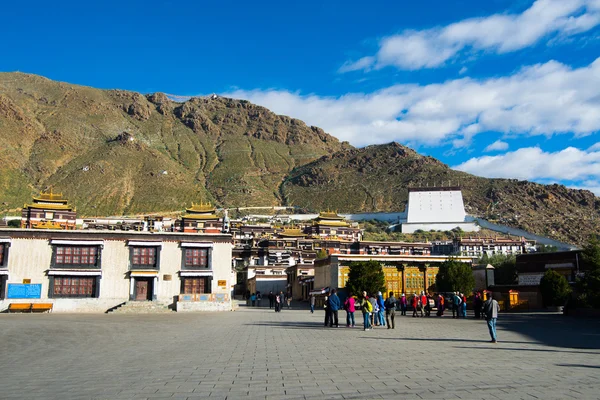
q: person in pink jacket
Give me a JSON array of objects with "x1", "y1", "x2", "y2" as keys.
[{"x1": 344, "y1": 293, "x2": 356, "y2": 327}]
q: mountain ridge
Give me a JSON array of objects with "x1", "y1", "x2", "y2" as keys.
[{"x1": 0, "y1": 72, "x2": 598, "y2": 246}]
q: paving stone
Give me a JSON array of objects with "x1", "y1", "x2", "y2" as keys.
[{"x1": 0, "y1": 310, "x2": 599, "y2": 399}]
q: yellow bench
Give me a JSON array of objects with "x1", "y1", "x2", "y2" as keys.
[
  {"x1": 31, "y1": 303, "x2": 53, "y2": 313},
  {"x1": 8, "y1": 303, "x2": 32, "y2": 313}
]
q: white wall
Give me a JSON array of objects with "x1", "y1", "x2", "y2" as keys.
[{"x1": 406, "y1": 190, "x2": 466, "y2": 223}]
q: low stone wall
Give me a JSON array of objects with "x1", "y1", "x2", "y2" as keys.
[
  {"x1": 176, "y1": 300, "x2": 232, "y2": 312},
  {"x1": 0, "y1": 298, "x2": 127, "y2": 313}
]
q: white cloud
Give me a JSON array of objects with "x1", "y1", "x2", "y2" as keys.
[
  {"x1": 459, "y1": 66, "x2": 468, "y2": 75},
  {"x1": 484, "y1": 140, "x2": 509, "y2": 152},
  {"x1": 224, "y1": 57, "x2": 600, "y2": 147},
  {"x1": 454, "y1": 146, "x2": 600, "y2": 183},
  {"x1": 341, "y1": 0, "x2": 600, "y2": 71}
]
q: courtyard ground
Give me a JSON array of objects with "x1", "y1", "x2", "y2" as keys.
[{"x1": 0, "y1": 306, "x2": 599, "y2": 400}]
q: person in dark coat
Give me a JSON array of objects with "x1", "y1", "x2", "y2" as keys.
[{"x1": 327, "y1": 289, "x2": 341, "y2": 328}]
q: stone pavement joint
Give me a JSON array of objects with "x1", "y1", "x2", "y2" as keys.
[{"x1": 0, "y1": 310, "x2": 599, "y2": 399}]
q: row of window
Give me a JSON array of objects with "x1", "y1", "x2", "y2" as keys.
[
  {"x1": 51, "y1": 246, "x2": 209, "y2": 269},
  {"x1": 47, "y1": 276, "x2": 212, "y2": 299}
]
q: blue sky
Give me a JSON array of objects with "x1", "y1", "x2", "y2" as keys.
[{"x1": 3, "y1": 0, "x2": 600, "y2": 193}]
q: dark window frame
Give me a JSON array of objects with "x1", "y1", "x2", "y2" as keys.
[
  {"x1": 180, "y1": 276, "x2": 212, "y2": 294},
  {"x1": 0, "y1": 243, "x2": 9, "y2": 267},
  {"x1": 51, "y1": 245, "x2": 101, "y2": 269},
  {"x1": 180, "y1": 247, "x2": 211, "y2": 270},
  {"x1": 48, "y1": 275, "x2": 100, "y2": 298},
  {"x1": 129, "y1": 246, "x2": 161, "y2": 270}
]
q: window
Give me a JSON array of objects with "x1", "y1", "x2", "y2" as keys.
[
  {"x1": 196, "y1": 222, "x2": 205, "y2": 229},
  {"x1": 0, "y1": 244, "x2": 5, "y2": 266},
  {"x1": 55, "y1": 246, "x2": 98, "y2": 266},
  {"x1": 131, "y1": 247, "x2": 157, "y2": 267},
  {"x1": 184, "y1": 249, "x2": 208, "y2": 268},
  {"x1": 45, "y1": 212, "x2": 54, "y2": 220},
  {"x1": 182, "y1": 277, "x2": 208, "y2": 294},
  {"x1": 52, "y1": 276, "x2": 96, "y2": 298}
]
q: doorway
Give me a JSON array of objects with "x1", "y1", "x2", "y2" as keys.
[{"x1": 134, "y1": 278, "x2": 153, "y2": 301}]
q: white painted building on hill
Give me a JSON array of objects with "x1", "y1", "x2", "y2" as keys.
[{"x1": 401, "y1": 187, "x2": 479, "y2": 233}]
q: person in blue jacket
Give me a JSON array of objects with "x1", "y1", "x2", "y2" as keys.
[
  {"x1": 327, "y1": 288, "x2": 341, "y2": 328},
  {"x1": 377, "y1": 292, "x2": 386, "y2": 327}
]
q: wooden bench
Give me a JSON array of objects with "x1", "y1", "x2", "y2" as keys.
[
  {"x1": 8, "y1": 303, "x2": 54, "y2": 313},
  {"x1": 31, "y1": 303, "x2": 53, "y2": 313},
  {"x1": 8, "y1": 303, "x2": 32, "y2": 313}
]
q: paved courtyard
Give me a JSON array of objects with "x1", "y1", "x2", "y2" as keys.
[{"x1": 1, "y1": 306, "x2": 599, "y2": 400}]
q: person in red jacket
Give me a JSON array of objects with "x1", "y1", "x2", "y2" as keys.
[
  {"x1": 420, "y1": 292, "x2": 427, "y2": 317},
  {"x1": 411, "y1": 294, "x2": 419, "y2": 318}
]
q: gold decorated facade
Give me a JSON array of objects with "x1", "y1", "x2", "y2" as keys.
[{"x1": 21, "y1": 191, "x2": 77, "y2": 230}]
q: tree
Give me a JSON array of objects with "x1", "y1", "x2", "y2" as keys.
[
  {"x1": 316, "y1": 249, "x2": 328, "y2": 259},
  {"x1": 345, "y1": 260, "x2": 385, "y2": 297},
  {"x1": 536, "y1": 244, "x2": 558, "y2": 253},
  {"x1": 436, "y1": 258, "x2": 475, "y2": 294},
  {"x1": 540, "y1": 270, "x2": 571, "y2": 307},
  {"x1": 7, "y1": 219, "x2": 20, "y2": 228},
  {"x1": 577, "y1": 237, "x2": 600, "y2": 308},
  {"x1": 479, "y1": 254, "x2": 517, "y2": 285}
]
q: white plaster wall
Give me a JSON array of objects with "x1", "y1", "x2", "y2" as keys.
[
  {"x1": 100, "y1": 239, "x2": 131, "y2": 300},
  {"x1": 406, "y1": 190, "x2": 466, "y2": 223},
  {"x1": 402, "y1": 222, "x2": 479, "y2": 233},
  {"x1": 156, "y1": 241, "x2": 182, "y2": 302},
  {"x1": 5, "y1": 238, "x2": 52, "y2": 298}
]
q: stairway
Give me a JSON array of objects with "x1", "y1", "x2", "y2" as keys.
[{"x1": 108, "y1": 301, "x2": 174, "y2": 314}]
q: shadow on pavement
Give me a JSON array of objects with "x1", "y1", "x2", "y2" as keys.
[
  {"x1": 454, "y1": 346, "x2": 600, "y2": 355},
  {"x1": 360, "y1": 337, "x2": 535, "y2": 345},
  {"x1": 555, "y1": 363, "x2": 600, "y2": 369},
  {"x1": 245, "y1": 321, "x2": 328, "y2": 329},
  {"x1": 497, "y1": 314, "x2": 600, "y2": 349}
]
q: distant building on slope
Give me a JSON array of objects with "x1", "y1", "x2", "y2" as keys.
[
  {"x1": 21, "y1": 191, "x2": 76, "y2": 230},
  {"x1": 401, "y1": 187, "x2": 479, "y2": 234},
  {"x1": 176, "y1": 202, "x2": 223, "y2": 234}
]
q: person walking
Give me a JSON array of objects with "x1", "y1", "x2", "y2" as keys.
[
  {"x1": 377, "y1": 292, "x2": 386, "y2": 327},
  {"x1": 482, "y1": 292, "x2": 500, "y2": 343},
  {"x1": 344, "y1": 292, "x2": 356, "y2": 327},
  {"x1": 474, "y1": 292, "x2": 482, "y2": 319},
  {"x1": 369, "y1": 294, "x2": 378, "y2": 326},
  {"x1": 461, "y1": 293, "x2": 468, "y2": 318},
  {"x1": 251, "y1": 293, "x2": 256, "y2": 307},
  {"x1": 437, "y1": 294, "x2": 445, "y2": 317},
  {"x1": 310, "y1": 294, "x2": 316, "y2": 314},
  {"x1": 420, "y1": 292, "x2": 427, "y2": 317},
  {"x1": 360, "y1": 291, "x2": 373, "y2": 331},
  {"x1": 279, "y1": 291, "x2": 285, "y2": 312},
  {"x1": 323, "y1": 295, "x2": 331, "y2": 326},
  {"x1": 400, "y1": 293, "x2": 407, "y2": 316},
  {"x1": 286, "y1": 292, "x2": 292, "y2": 309},
  {"x1": 268, "y1": 291, "x2": 274, "y2": 309},
  {"x1": 411, "y1": 294, "x2": 419, "y2": 317},
  {"x1": 256, "y1": 291, "x2": 262, "y2": 307},
  {"x1": 385, "y1": 291, "x2": 397, "y2": 329},
  {"x1": 275, "y1": 292, "x2": 281, "y2": 312},
  {"x1": 328, "y1": 289, "x2": 341, "y2": 328},
  {"x1": 452, "y1": 292, "x2": 462, "y2": 318}
]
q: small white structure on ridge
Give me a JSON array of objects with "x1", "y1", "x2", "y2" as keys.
[{"x1": 401, "y1": 186, "x2": 479, "y2": 233}]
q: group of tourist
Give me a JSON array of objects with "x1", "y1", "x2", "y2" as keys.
[
  {"x1": 247, "y1": 290, "x2": 292, "y2": 312},
  {"x1": 319, "y1": 290, "x2": 501, "y2": 343}
]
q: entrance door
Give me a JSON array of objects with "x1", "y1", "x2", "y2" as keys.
[{"x1": 135, "y1": 279, "x2": 150, "y2": 300}]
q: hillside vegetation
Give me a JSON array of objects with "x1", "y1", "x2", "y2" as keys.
[{"x1": 1, "y1": 72, "x2": 599, "y2": 245}]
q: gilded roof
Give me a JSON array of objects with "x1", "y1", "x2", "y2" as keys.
[
  {"x1": 32, "y1": 191, "x2": 69, "y2": 204},
  {"x1": 182, "y1": 214, "x2": 220, "y2": 220},
  {"x1": 278, "y1": 228, "x2": 306, "y2": 237},
  {"x1": 25, "y1": 203, "x2": 74, "y2": 211},
  {"x1": 186, "y1": 201, "x2": 216, "y2": 214},
  {"x1": 317, "y1": 211, "x2": 344, "y2": 220}
]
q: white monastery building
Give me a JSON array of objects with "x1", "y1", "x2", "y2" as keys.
[
  {"x1": 0, "y1": 228, "x2": 233, "y2": 313},
  {"x1": 401, "y1": 187, "x2": 479, "y2": 234}
]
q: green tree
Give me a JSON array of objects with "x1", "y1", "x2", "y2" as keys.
[
  {"x1": 540, "y1": 270, "x2": 571, "y2": 307},
  {"x1": 577, "y1": 237, "x2": 600, "y2": 308},
  {"x1": 435, "y1": 258, "x2": 475, "y2": 294},
  {"x1": 345, "y1": 260, "x2": 385, "y2": 297},
  {"x1": 536, "y1": 244, "x2": 558, "y2": 253},
  {"x1": 316, "y1": 249, "x2": 328, "y2": 259},
  {"x1": 479, "y1": 254, "x2": 517, "y2": 285},
  {"x1": 7, "y1": 219, "x2": 20, "y2": 228}
]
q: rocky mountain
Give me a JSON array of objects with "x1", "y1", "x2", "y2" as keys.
[
  {"x1": 0, "y1": 72, "x2": 598, "y2": 245},
  {"x1": 0, "y1": 72, "x2": 347, "y2": 216},
  {"x1": 282, "y1": 143, "x2": 600, "y2": 246}
]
